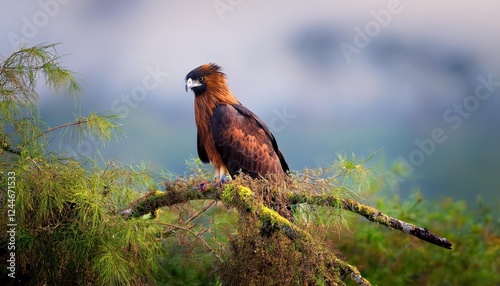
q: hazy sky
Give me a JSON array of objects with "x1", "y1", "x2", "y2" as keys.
[{"x1": 2, "y1": 1, "x2": 500, "y2": 203}]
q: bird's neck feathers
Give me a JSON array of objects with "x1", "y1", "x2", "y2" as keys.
[
  {"x1": 194, "y1": 77, "x2": 239, "y2": 147},
  {"x1": 204, "y1": 75, "x2": 239, "y2": 104},
  {"x1": 193, "y1": 77, "x2": 239, "y2": 170},
  {"x1": 194, "y1": 76, "x2": 239, "y2": 115}
]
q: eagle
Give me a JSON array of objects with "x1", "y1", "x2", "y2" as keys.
[{"x1": 185, "y1": 63, "x2": 289, "y2": 182}]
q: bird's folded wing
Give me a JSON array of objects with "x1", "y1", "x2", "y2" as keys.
[{"x1": 211, "y1": 104, "x2": 285, "y2": 177}]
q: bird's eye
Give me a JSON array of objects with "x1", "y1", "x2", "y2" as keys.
[{"x1": 198, "y1": 76, "x2": 205, "y2": 83}]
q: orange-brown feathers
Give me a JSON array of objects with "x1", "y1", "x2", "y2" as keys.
[
  {"x1": 186, "y1": 64, "x2": 239, "y2": 176},
  {"x1": 191, "y1": 64, "x2": 239, "y2": 141},
  {"x1": 185, "y1": 63, "x2": 289, "y2": 179}
]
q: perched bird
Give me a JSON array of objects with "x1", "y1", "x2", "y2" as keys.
[{"x1": 185, "y1": 63, "x2": 289, "y2": 182}]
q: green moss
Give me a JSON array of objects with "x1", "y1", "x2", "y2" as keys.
[
  {"x1": 148, "y1": 190, "x2": 165, "y2": 201},
  {"x1": 233, "y1": 185, "x2": 256, "y2": 212},
  {"x1": 260, "y1": 205, "x2": 292, "y2": 227},
  {"x1": 236, "y1": 186, "x2": 253, "y2": 201},
  {"x1": 221, "y1": 184, "x2": 235, "y2": 204}
]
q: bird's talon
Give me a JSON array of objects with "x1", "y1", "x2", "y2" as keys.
[
  {"x1": 220, "y1": 174, "x2": 231, "y2": 185},
  {"x1": 211, "y1": 174, "x2": 231, "y2": 188},
  {"x1": 198, "y1": 181, "x2": 209, "y2": 192}
]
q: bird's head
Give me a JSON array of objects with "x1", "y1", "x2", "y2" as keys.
[{"x1": 185, "y1": 63, "x2": 227, "y2": 96}]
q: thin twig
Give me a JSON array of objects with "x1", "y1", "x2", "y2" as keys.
[
  {"x1": 157, "y1": 222, "x2": 224, "y2": 263},
  {"x1": 33, "y1": 119, "x2": 88, "y2": 141},
  {"x1": 185, "y1": 200, "x2": 216, "y2": 225}
]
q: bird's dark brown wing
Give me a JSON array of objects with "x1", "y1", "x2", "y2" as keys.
[
  {"x1": 197, "y1": 131, "x2": 210, "y2": 163},
  {"x1": 211, "y1": 104, "x2": 289, "y2": 178}
]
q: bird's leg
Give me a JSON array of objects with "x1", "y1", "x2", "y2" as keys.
[
  {"x1": 219, "y1": 174, "x2": 232, "y2": 185},
  {"x1": 196, "y1": 167, "x2": 229, "y2": 192},
  {"x1": 212, "y1": 166, "x2": 231, "y2": 187}
]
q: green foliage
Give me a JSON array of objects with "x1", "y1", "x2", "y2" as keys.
[
  {"x1": 220, "y1": 213, "x2": 341, "y2": 286},
  {"x1": 154, "y1": 188, "x2": 236, "y2": 285},
  {"x1": 218, "y1": 176, "x2": 346, "y2": 286},
  {"x1": 9, "y1": 158, "x2": 165, "y2": 285},
  {"x1": 337, "y1": 190, "x2": 500, "y2": 285},
  {"x1": 0, "y1": 44, "x2": 164, "y2": 285},
  {"x1": 0, "y1": 43, "x2": 124, "y2": 160},
  {"x1": 154, "y1": 153, "x2": 499, "y2": 285},
  {"x1": 1, "y1": 44, "x2": 497, "y2": 285},
  {"x1": 0, "y1": 43, "x2": 80, "y2": 103}
]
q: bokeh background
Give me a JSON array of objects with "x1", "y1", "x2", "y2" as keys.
[{"x1": 2, "y1": 1, "x2": 499, "y2": 207}]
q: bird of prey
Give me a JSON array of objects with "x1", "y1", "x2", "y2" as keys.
[{"x1": 185, "y1": 63, "x2": 289, "y2": 182}]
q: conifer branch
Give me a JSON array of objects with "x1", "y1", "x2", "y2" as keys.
[
  {"x1": 0, "y1": 140, "x2": 21, "y2": 155},
  {"x1": 34, "y1": 119, "x2": 89, "y2": 140}
]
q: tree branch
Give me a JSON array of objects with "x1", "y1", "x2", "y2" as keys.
[
  {"x1": 157, "y1": 222, "x2": 224, "y2": 263},
  {"x1": 119, "y1": 182, "x2": 372, "y2": 285},
  {"x1": 120, "y1": 182, "x2": 453, "y2": 250},
  {"x1": 341, "y1": 197, "x2": 453, "y2": 249},
  {"x1": 34, "y1": 119, "x2": 89, "y2": 141},
  {"x1": 1, "y1": 140, "x2": 21, "y2": 155},
  {"x1": 118, "y1": 180, "x2": 218, "y2": 218},
  {"x1": 289, "y1": 193, "x2": 453, "y2": 249},
  {"x1": 118, "y1": 179, "x2": 452, "y2": 285},
  {"x1": 221, "y1": 184, "x2": 371, "y2": 286}
]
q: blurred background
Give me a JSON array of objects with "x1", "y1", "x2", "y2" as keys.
[{"x1": 1, "y1": 1, "x2": 499, "y2": 206}]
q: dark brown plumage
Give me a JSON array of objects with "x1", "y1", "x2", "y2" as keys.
[{"x1": 185, "y1": 63, "x2": 289, "y2": 180}]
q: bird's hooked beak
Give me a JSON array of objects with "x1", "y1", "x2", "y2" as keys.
[{"x1": 185, "y1": 78, "x2": 202, "y2": 92}]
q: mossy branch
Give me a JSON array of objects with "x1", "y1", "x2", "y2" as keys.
[
  {"x1": 118, "y1": 178, "x2": 453, "y2": 285},
  {"x1": 222, "y1": 184, "x2": 372, "y2": 286},
  {"x1": 118, "y1": 180, "x2": 218, "y2": 218},
  {"x1": 1, "y1": 139, "x2": 21, "y2": 155},
  {"x1": 289, "y1": 193, "x2": 453, "y2": 250},
  {"x1": 122, "y1": 180, "x2": 452, "y2": 250},
  {"x1": 342, "y1": 197, "x2": 453, "y2": 249},
  {"x1": 118, "y1": 181, "x2": 366, "y2": 285}
]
